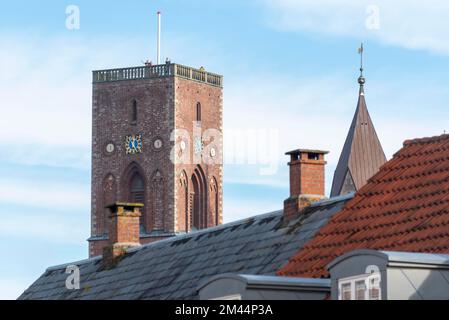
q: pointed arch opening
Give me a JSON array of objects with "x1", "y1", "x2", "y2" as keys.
[
  {"x1": 130, "y1": 172, "x2": 144, "y2": 203},
  {"x1": 191, "y1": 165, "x2": 207, "y2": 230},
  {"x1": 122, "y1": 162, "x2": 146, "y2": 232}
]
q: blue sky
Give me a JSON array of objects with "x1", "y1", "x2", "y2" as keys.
[{"x1": 1, "y1": 0, "x2": 449, "y2": 299}]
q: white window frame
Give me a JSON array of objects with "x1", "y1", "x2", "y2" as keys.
[{"x1": 338, "y1": 273, "x2": 381, "y2": 300}]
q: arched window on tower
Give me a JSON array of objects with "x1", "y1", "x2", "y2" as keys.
[
  {"x1": 192, "y1": 174, "x2": 200, "y2": 229},
  {"x1": 131, "y1": 99, "x2": 138, "y2": 124},
  {"x1": 191, "y1": 166, "x2": 207, "y2": 230},
  {"x1": 130, "y1": 172, "x2": 145, "y2": 229},
  {"x1": 130, "y1": 173, "x2": 144, "y2": 203},
  {"x1": 196, "y1": 102, "x2": 202, "y2": 122}
]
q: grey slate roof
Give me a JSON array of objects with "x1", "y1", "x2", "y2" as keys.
[{"x1": 18, "y1": 194, "x2": 352, "y2": 300}]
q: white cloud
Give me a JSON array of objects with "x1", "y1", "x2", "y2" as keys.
[
  {"x1": 0, "y1": 178, "x2": 90, "y2": 245},
  {"x1": 0, "y1": 179, "x2": 89, "y2": 209},
  {"x1": 0, "y1": 215, "x2": 88, "y2": 244},
  {"x1": 0, "y1": 143, "x2": 90, "y2": 169},
  {"x1": 0, "y1": 33, "x2": 154, "y2": 147},
  {"x1": 264, "y1": 0, "x2": 449, "y2": 54}
]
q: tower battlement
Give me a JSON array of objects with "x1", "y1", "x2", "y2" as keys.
[{"x1": 93, "y1": 63, "x2": 223, "y2": 87}]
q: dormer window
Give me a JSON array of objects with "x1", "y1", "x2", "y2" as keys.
[
  {"x1": 341, "y1": 283, "x2": 352, "y2": 300},
  {"x1": 338, "y1": 273, "x2": 381, "y2": 300}
]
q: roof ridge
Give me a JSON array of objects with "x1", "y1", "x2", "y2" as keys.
[{"x1": 403, "y1": 134, "x2": 449, "y2": 147}]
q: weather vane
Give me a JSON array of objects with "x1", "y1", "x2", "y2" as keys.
[
  {"x1": 358, "y1": 43, "x2": 365, "y2": 86},
  {"x1": 358, "y1": 43, "x2": 364, "y2": 76}
]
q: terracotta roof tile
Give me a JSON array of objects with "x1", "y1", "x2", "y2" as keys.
[{"x1": 278, "y1": 134, "x2": 449, "y2": 278}]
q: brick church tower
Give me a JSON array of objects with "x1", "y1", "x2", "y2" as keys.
[{"x1": 88, "y1": 63, "x2": 223, "y2": 257}]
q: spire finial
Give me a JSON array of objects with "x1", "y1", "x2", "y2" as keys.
[{"x1": 357, "y1": 43, "x2": 365, "y2": 87}]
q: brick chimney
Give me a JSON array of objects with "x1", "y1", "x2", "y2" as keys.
[
  {"x1": 102, "y1": 202, "x2": 143, "y2": 269},
  {"x1": 283, "y1": 149, "x2": 328, "y2": 221}
]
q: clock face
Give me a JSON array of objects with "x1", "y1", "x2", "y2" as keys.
[
  {"x1": 210, "y1": 147, "x2": 216, "y2": 158},
  {"x1": 106, "y1": 143, "x2": 115, "y2": 153},
  {"x1": 125, "y1": 135, "x2": 143, "y2": 155},
  {"x1": 180, "y1": 140, "x2": 187, "y2": 151},
  {"x1": 194, "y1": 137, "x2": 203, "y2": 155},
  {"x1": 153, "y1": 139, "x2": 163, "y2": 150}
]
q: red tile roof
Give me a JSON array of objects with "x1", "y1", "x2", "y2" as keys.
[{"x1": 278, "y1": 134, "x2": 449, "y2": 278}]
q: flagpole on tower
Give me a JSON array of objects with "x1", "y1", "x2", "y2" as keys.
[{"x1": 157, "y1": 11, "x2": 161, "y2": 65}]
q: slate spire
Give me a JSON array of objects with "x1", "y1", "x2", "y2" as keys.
[{"x1": 330, "y1": 45, "x2": 386, "y2": 197}]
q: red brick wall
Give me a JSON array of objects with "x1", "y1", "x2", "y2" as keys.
[
  {"x1": 298, "y1": 160, "x2": 326, "y2": 196},
  {"x1": 173, "y1": 77, "x2": 223, "y2": 231},
  {"x1": 109, "y1": 214, "x2": 140, "y2": 244},
  {"x1": 91, "y1": 77, "x2": 174, "y2": 240},
  {"x1": 289, "y1": 154, "x2": 326, "y2": 197},
  {"x1": 284, "y1": 151, "x2": 326, "y2": 221}
]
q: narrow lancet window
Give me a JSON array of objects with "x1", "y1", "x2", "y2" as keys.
[
  {"x1": 131, "y1": 100, "x2": 138, "y2": 124},
  {"x1": 196, "y1": 102, "x2": 202, "y2": 122}
]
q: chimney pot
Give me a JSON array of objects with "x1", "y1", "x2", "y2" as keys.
[{"x1": 284, "y1": 149, "x2": 328, "y2": 221}]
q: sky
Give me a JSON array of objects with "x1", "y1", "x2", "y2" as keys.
[{"x1": 1, "y1": 0, "x2": 449, "y2": 299}]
